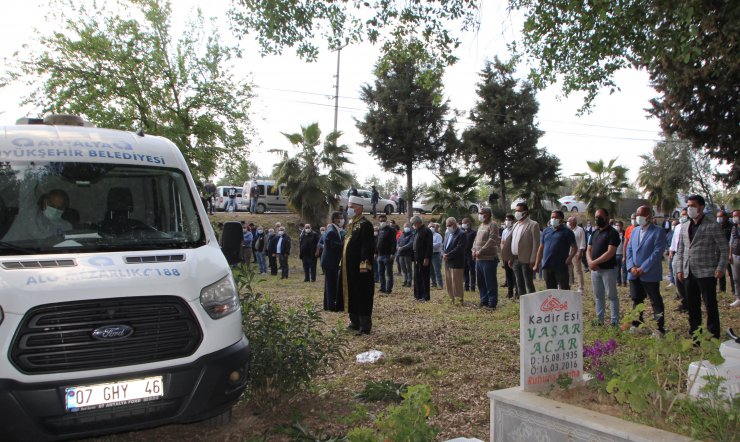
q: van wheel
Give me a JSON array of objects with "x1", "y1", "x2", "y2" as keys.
[
  {"x1": 560, "y1": 206, "x2": 568, "y2": 212},
  {"x1": 201, "y1": 408, "x2": 232, "y2": 428},
  {"x1": 571, "y1": 207, "x2": 579, "y2": 212},
  {"x1": 256, "y1": 203, "x2": 266, "y2": 214},
  {"x1": 384, "y1": 204, "x2": 393, "y2": 215},
  {"x1": 468, "y1": 205, "x2": 478, "y2": 214}
]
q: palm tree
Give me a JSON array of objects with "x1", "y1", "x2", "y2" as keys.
[
  {"x1": 637, "y1": 138, "x2": 691, "y2": 214},
  {"x1": 574, "y1": 158, "x2": 630, "y2": 216},
  {"x1": 271, "y1": 123, "x2": 353, "y2": 227},
  {"x1": 424, "y1": 171, "x2": 479, "y2": 220},
  {"x1": 512, "y1": 150, "x2": 563, "y2": 224}
]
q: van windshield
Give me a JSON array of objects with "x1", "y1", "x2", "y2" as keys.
[{"x1": 0, "y1": 161, "x2": 205, "y2": 254}]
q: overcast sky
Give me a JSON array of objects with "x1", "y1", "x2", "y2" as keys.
[{"x1": 0, "y1": 0, "x2": 664, "y2": 191}]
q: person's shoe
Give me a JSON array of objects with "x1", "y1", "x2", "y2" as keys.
[
  {"x1": 674, "y1": 305, "x2": 688, "y2": 312},
  {"x1": 355, "y1": 328, "x2": 370, "y2": 336},
  {"x1": 431, "y1": 284, "x2": 437, "y2": 288},
  {"x1": 730, "y1": 299, "x2": 740, "y2": 308},
  {"x1": 487, "y1": 305, "x2": 497, "y2": 310},
  {"x1": 479, "y1": 302, "x2": 487, "y2": 308},
  {"x1": 464, "y1": 286, "x2": 470, "y2": 291},
  {"x1": 507, "y1": 292, "x2": 513, "y2": 299},
  {"x1": 346, "y1": 323, "x2": 359, "y2": 331}
]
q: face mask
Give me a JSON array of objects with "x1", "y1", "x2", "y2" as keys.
[
  {"x1": 379, "y1": 222, "x2": 387, "y2": 228},
  {"x1": 404, "y1": 227, "x2": 410, "y2": 233},
  {"x1": 478, "y1": 214, "x2": 485, "y2": 222},
  {"x1": 687, "y1": 207, "x2": 700, "y2": 219},
  {"x1": 733, "y1": 217, "x2": 740, "y2": 224},
  {"x1": 338, "y1": 219, "x2": 345, "y2": 227},
  {"x1": 636, "y1": 216, "x2": 648, "y2": 226},
  {"x1": 347, "y1": 207, "x2": 356, "y2": 218},
  {"x1": 320, "y1": 230, "x2": 325, "y2": 234},
  {"x1": 505, "y1": 220, "x2": 513, "y2": 228},
  {"x1": 446, "y1": 227, "x2": 453, "y2": 234},
  {"x1": 679, "y1": 216, "x2": 688, "y2": 224},
  {"x1": 717, "y1": 217, "x2": 724, "y2": 224},
  {"x1": 268, "y1": 230, "x2": 274, "y2": 235},
  {"x1": 630, "y1": 219, "x2": 637, "y2": 226},
  {"x1": 44, "y1": 205, "x2": 64, "y2": 221},
  {"x1": 305, "y1": 228, "x2": 311, "y2": 233},
  {"x1": 257, "y1": 229, "x2": 263, "y2": 234},
  {"x1": 461, "y1": 223, "x2": 468, "y2": 230},
  {"x1": 514, "y1": 211, "x2": 525, "y2": 221},
  {"x1": 278, "y1": 231, "x2": 285, "y2": 236},
  {"x1": 550, "y1": 218, "x2": 560, "y2": 228},
  {"x1": 595, "y1": 216, "x2": 607, "y2": 228},
  {"x1": 374, "y1": 231, "x2": 378, "y2": 236},
  {"x1": 671, "y1": 225, "x2": 676, "y2": 231}
]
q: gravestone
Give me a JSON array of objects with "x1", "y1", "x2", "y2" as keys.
[{"x1": 520, "y1": 289, "x2": 583, "y2": 392}]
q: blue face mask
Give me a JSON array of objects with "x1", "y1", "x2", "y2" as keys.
[{"x1": 44, "y1": 205, "x2": 64, "y2": 221}]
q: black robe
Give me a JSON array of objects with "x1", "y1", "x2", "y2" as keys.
[{"x1": 337, "y1": 216, "x2": 375, "y2": 315}]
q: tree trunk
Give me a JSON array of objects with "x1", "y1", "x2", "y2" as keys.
[
  {"x1": 406, "y1": 163, "x2": 413, "y2": 220},
  {"x1": 499, "y1": 169, "x2": 506, "y2": 210}
]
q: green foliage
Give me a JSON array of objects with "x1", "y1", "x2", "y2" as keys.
[
  {"x1": 233, "y1": 264, "x2": 348, "y2": 402},
  {"x1": 605, "y1": 304, "x2": 724, "y2": 418},
  {"x1": 4, "y1": 0, "x2": 253, "y2": 181},
  {"x1": 217, "y1": 159, "x2": 262, "y2": 187},
  {"x1": 357, "y1": 37, "x2": 452, "y2": 214},
  {"x1": 555, "y1": 373, "x2": 573, "y2": 390},
  {"x1": 637, "y1": 137, "x2": 692, "y2": 213},
  {"x1": 424, "y1": 171, "x2": 479, "y2": 220},
  {"x1": 277, "y1": 421, "x2": 346, "y2": 442},
  {"x1": 462, "y1": 58, "x2": 550, "y2": 210},
  {"x1": 510, "y1": 0, "x2": 739, "y2": 184},
  {"x1": 349, "y1": 385, "x2": 438, "y2": 442},
  {"x1": 511, "y1": 150, "x2": 563, "y2": 224},
  {"x1": 673, "y1": 376, "x2": 740, "y2": 442},
  {"x1": 272, "y1": 123, "x2": 353, "y2": 227},
  {"x1": 228, "y1": 1, "x2": 478, "y2": 64},
  {"x1": 355, "y1": 380, "x2": 407, "y2": 402},
  {"x1": 573, "y1": 158, "x2": 630, "y2": 216}
]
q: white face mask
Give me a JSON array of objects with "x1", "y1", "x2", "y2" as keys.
[
  {"x1": 716, "y1": 217, "x2": 724, "y2": 224},
  {"x1": 379, "y1": 222, "x2": 387, "y2": 228},
  {"x1": 278, "y1": 231, "x2": 285, "y2": 236},
  {"x1": 636, "y1": 216, "x2": 648, "y2": 226},
  {"x1": 687, "y1": 206, "x2": 700, "y2": 219},
  {"x1": 305, "y1": 228, "x2": 311, "y2": 233},
  {"x1": 514, "y1": 211, "x2": 524, "y2": 221},
  {"x1": 338, "y1": 219, "x2": 345, "y2": 227},
  {"x1": 446, "y1": 227, "x2": 453, "y2": 234},
  {"x1": 461, "y1": 223, "x2": 468, "y2": 230},
  {"x1": 257, "y1": 229, "x2": 263, "y2": 234},
  {"x1": 404, "y1": 227, "x2": 410, "y2": 233},
  {"x1": 671, "y1": 225, "x2": 676, "y2": 231},
  {"x1": 478, "y1": 214, "x2": 485, "y2": 222},
  {"x1": 733, "y1": 217, "x2": 740, "y2": 224},
  {"x1": 679, "y1": 216, "x2": 689, "y2": 224},
  {"x1": 505, "y1": 220, "x2": 513, "y2": 228},
  {"x1": 630, "y1": 219, "x2": 637, "y2": 226},
  {"x1": 550, "y1": 218, "x2": 560, "y2": 228},
  {"x1": 44, "y1": 205, "x2": 64, "y2": 221},
  {"x1": 374, "y1": 231, "x2": 378, "y2": 236},
  {"x1": 347, "y1": 207, "x2": 356, "y2": 218}
]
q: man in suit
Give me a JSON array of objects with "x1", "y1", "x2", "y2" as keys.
[
  {"x1": 411, "y1": 215, "x2": 433, "y2": 301},
  {"x1": 272, "y1": 226, "x2": 291, "y2": 279},
  {"x1": 338, "y1": 196, "x2": 375, "y2": 334},
  {"x1": 321, "y1": 211, "x2": 344, "y2": 311},
  {"x1": 675, "y1": 195, "x2": 729, "y2": 339},
  {"x1": 503, "y1": 202, "x2": 540, "y2": 296},
  {"x1": 299, "y1": 223, "x2": 320, "y2": 282},
  {"x1": 375, "y1": 213, "x2": 397, "y2": 294},
  {"x1": 443, "y1": 217, "x2": 467, "y2": 305},
  {"x1": 625, "y1": 206, "x2": 667, "y2": 336}
]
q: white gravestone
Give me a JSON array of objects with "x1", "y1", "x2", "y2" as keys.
[{"x1": 520, "y1": 289, "x2": 583, "y2": 392}]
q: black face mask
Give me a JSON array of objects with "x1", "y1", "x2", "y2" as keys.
[{"x1": 595, "y1": 216, "x2": 607, "y2": 228}]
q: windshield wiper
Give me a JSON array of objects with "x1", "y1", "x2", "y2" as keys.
[{"x1": 0, "y1": 241, "x2": 40, "y2": 255}]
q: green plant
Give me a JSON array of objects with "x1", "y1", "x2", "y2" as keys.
[
  {"x1": 673, "y1": 376, "x2": 740, "y2": 442},
  {"x1": 605, "y1": 304, "x2": 724, "y2": 417},
  {"x1": 277, "y1": 421, "x2": 347, "y2": 442},
  {"x1": 234, "y1": 264, "x2": 348, "y2": 402},
  {"x1": 354, "y1": 380, "x2": 407, "y2": 402},
  {"x1": 555, "y1": 373, "x2": 573, "y2": 390}
]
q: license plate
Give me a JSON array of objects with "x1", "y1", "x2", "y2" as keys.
[{"x1": 65, "y1": 376, "x2": 164, "y2": 412}]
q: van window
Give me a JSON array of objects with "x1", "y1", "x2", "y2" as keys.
[
  {"x1": 256, "y1": 185, "x2": 265, "y2": 196},
  {"x1": 0, "y1": 161, "x2": 205, "y2": 254},
  {"x1": 267, "y1": 185, "x2": 279, "y2": 196}
]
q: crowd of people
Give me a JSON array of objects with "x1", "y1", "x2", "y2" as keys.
[{"x1": 218, "y1": 194, "x2": 738, "y2": 340}]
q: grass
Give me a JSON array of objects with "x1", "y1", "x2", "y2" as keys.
[{"x1": 95, "y1": 212, "x2": 740, "y2": 441}]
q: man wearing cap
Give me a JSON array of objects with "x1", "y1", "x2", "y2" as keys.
[{"x1": 337, "y1": 196, "x2": 376, "y2": 335}]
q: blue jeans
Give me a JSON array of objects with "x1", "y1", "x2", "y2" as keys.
[
  {"x1": 431, "y1": 253, "x2": 443, "y2": 287},
  {"x1": 615, "y1": 255, "x2": 624, "y2": 284},
  {"x1": 225, "y1": 198, "x2": 236, "y2": 212},
  {"x1": 476, "y1": 259, "x2": 499, "y2": 307},
  {"x1": 378, "y1": 255, "x2": 394, "y2": 292},
  {"x1": 255, "y1": 252, "x2": 267, "y2": 273},
  {"x1": 591, "y1": 268, "x2": 620, "y2": 325},
  {"x1": 250, "y1": 198, "x2": 258, "y2": 213},
  {"x1": 667, "y1": 254, "x2": 675, "y2": 284}
]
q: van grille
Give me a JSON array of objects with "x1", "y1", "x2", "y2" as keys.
[{"x1": 10, "y1": 296, "x2": 202, "y2": 374}]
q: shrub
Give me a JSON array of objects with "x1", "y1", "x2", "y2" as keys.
[
  {"x1": 354, "y1": 380, "x2": 407, "y2": 402},
  {"x1": 233, "y1": 264, "x2": 348, "y2": 403}
]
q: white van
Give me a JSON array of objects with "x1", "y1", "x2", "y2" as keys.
[
  {"x1": 242, "y1": 179, "x2": 289, "y2": 213},
  {"x1": 215, "y1": 185, "x2": 247, "y2": 212},
  {"x1": 0, "y1": 116, "x2": 250, "y2": 440}
]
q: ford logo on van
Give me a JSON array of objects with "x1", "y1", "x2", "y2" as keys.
[{"x1": 91, "y1": 325, "x2": 134, "y2": 341}]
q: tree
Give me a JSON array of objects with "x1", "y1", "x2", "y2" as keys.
[
  {"x1": 423, "y1": 171, "x2": 479, "y2": 220},
  {"x1": 511, "y1": 150, "x2": 563, "y2": 224},
  {"x1": 272, "y1": 123, "x2": 353, "y2": 227},
  {"x1": 356, "y1": 37, "x2": 451, "y2": 219},
  {"x1": 217, "y1": 159, "x2": 261, "y2": 187},
  {"x1": 3, "y1": 0, "x2": 253, "y2": 181},
  {"x1": 510, "y1": 0, "x2": 739, "y2": 184},
  {"x1": 228, "y1": 1, "x2": 479, "y2": 63},
  {"x1": 637, "y1": 138, "x2": 692, "y2": 214},
  {"x1": 574, "y1": 158, "x2": 630, "y2": 216},
  {"x1": 462, "y1": 58, "x2": 542, "y2": 210}
]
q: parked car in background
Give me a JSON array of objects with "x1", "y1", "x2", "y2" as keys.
[
  {"x1": 242, "y1": 180, "x2": 289, "y2": 213},
  {"x1": 510, "y1": 198, "x2": 560, "y2": 211},
  {"x1": 557, "y1": 195, "x2": 588, "y2": 213},
  {"x1": 338, "y1": 189, "x2": 396, "y2": 214},
  {"x1": 216, "y1": 185, "x2": 247, "y2": 212},
  {"x1": 414, "y1": 197, "x2": 479, "y2": 214}
]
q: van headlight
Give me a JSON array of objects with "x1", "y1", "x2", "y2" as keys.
[{"x1": 200, "y1": 275, "x2": 239, "y2": 319}]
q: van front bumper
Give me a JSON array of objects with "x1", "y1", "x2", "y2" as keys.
[{"x1": 0, "y1": 335, "x2": 250, "y2": 441}]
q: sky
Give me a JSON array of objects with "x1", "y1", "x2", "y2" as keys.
[{"x1": 0, "y1": 0, "x2": 664, "y2": 191}]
